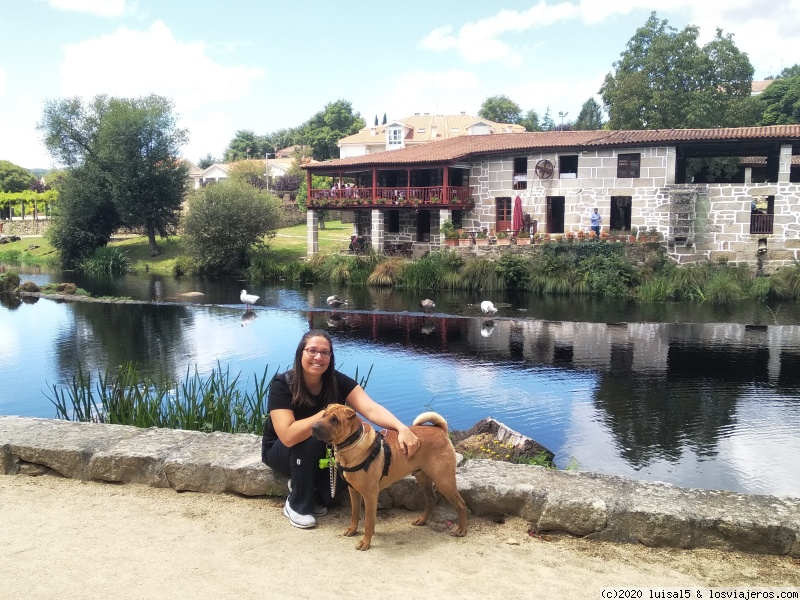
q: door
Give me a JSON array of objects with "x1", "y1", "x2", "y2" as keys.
[
  {"x1": 496, "y1": 196, "x2": 512, "y2": 233},
  {"x1": 546, "y1": 196, "x2": 565, "y2": 233},
  {"x1": 610, "y1": 196, "x2": 632, "y2": 231},
  {"x1": 417, "y1": 210, "x2": 431, "y2": 242}
]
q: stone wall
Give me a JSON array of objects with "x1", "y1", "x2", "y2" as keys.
[{"x1": 2, "y1": 416, "x2": 798, "y2": 557}]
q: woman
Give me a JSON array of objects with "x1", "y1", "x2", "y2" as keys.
[{"x1": 261, "y1": 329, "x2": 420, "y2": 529}]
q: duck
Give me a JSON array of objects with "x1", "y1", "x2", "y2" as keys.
[
  {"x1": 480, "y1": 300, "x2": 497, "y2": 316},
  {"x1": 240, "y1": 289, "x2": 259, "y2": 310},
  {"x1": 420, "y1": 298, "x2": 436, "y2": 312},
  {"x1": 327, "y1": 295, "x2": 348, "y2": 309}
]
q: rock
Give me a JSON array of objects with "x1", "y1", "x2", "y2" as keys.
[
  {"x1": 18, "y1": 281, "x2": 40, "y2": 293},
  {"x1": 451, "y1": 417, "x2": 555, "y2": 466}
]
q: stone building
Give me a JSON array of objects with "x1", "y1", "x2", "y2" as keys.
[{"x1": 303, "y1": 125, "x2": 800, "y2": 271}]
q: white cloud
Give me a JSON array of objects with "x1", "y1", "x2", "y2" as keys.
[
  {"x1": 59, "y1": 20, "x2": 265, "y2": 111},
  {"x1": 419, "y1": 2, "x2": 581, "y2": 67},
  {"x1": 46, "y1": 0, "x2": 134, "y2": 18}
]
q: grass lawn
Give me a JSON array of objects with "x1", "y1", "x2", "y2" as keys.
[{"x1": 0, "y1": 219, "x2": 354, "y2": 276}]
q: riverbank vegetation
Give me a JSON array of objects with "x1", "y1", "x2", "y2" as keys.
[{"x1": 4, "y1": 220, "x2": 800, "y2": 305}]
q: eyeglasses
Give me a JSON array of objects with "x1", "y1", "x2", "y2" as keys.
[{"x1": 304, "y1": 348, "x2": 331, "y2": 358}]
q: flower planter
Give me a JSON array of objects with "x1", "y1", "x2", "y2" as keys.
[
  {"x1": 444, "y1": 238, "x2": 459, "y2": 247},
  {"x1": 495, "y1": 238, "x2": 511, "y2": 246},
  {"x1": 475, "y1": 238, "x2": 489, "y2": 246},
  {"x1": 515, "y1": 237, "x2": 531, "y2": 246},
  {"x1": 458, "y1": 238, "x2": 472, "y2": 247}
]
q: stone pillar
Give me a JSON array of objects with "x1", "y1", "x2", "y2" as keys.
[
  {"x1": 779, "y1": 144, "x2": 792, "y2": 183},
  {"x1": 306, "y1": 210, "x2": 319, "y2": 257},
  {"x1": 665, "y1": 147, "x2": 676, "y2": 185},
  {"x1": 744, "y1": 167, "x2": 752, "y2": 184},
  {"x1": 438, "y1": 208, "x2": 452, "y2": 247},
  {"x1": 371, "y1": 208, "x2": 384, "y2": 253}
]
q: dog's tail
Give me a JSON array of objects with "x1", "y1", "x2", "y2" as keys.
[{"x1": 413, "y1": 411, "x2": 448, "y2": 432}]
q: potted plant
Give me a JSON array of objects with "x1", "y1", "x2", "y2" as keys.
[
  {"x1": 475, "y1": 231, "x2": 489, "y2": 246},
  {"x1": 576, "y1": 230, "x2": 586, "y2": 241},
  {"x1": 628, "y1": 226, "x2": 638, "y2": 243},
  {"x1": 458, "y1": 230, "x2": 472, "y2": 247},
  {"x1": 496, "y1": 231, "x2": 511, "y2": 246},
  {"x1": 566, "y1": 231, "x2": 575, "y2": 242},
  {"x1": 600, "y1": 231, "x2": 610, "y2": 241},
  {"x1": 533, "y1": 232, "x2": 544, "y2": 245},
  {"x1": 515, "y1": 228, "x2": 531, "y2": 245},
  {"x1": 648, "y1": 228, "x2": 660, "y2": 242},
  {"x1": 440, "y1": 219, "x2": 458, "y2": 246}
]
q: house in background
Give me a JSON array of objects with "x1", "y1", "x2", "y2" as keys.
[
  {"x1": 303, "y1": 124, "x2": 800, "y2": 272},
  {"x1": 338, "y1": 113, "x2": 526, "y2": 158}
]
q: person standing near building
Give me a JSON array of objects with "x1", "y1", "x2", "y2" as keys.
[{"x1": 590, "y1": 208, "x2": 602, "y2": 238}]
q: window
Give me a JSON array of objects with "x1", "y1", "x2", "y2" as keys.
[
  {"x1": 750, "y1": 195, "x2": 774, "y2": 235},
  {"x1": 387, "y1": 210, "x2": 400, "y2": 233},
  {"x1": 451, "y1": 210, "x2": 464, "y2": 229},
  {"x1": 387, "y1": 128, "x2": 402, "y2": 146},
  {"x1": 617, "y1": 153, "x2": 641, "y2": 178},
  {"x1": 513, "y1": 157, "x2": 528, "y2": 190},
  {"x1": 559, "y1": 155, "x2": 578, "y2": 178}
]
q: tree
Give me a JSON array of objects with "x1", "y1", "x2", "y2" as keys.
[
  {"x1": 573, "y1": 98, "x2": 605, "y2": 130},
  {"x1": 540, "y1": 107, "x2": 555, "y2": 131},
  {"x1": 0, "y1": 160, "x2": 36, "y2": 192},
  {"x1": 478, "y1": 95, "x2": 522, "y2": 124},
  {"x1": 38, "y1": 94, "x2": 189, "y2": 260},
  {"x1": 600, "y1": 13, "x2": 755, "y2": 129},
  {"x1": 759, "y1": 75, "x2": 800, "y2": 125},
  {"x1": 519, "y1": 109, "x2": 542, "y2": 132},
  {"x1": 382, "y1": 113, "x2": 387, "y2": 125},
  {"x1": 374, "y1": 115, "x2": 379, "y2": 126},
  {"x1": 224, "y1": 130, "x2": 268, "y2": 162},
  {"x1": 182, "y1": 179, "x2": 282, "y2": 274},
  {"x1": 197, "y1": 154, "x2": 218, "y2": 169},
  {"x1": 301, "y1": 99, "x2": 365, "y2": 161}
]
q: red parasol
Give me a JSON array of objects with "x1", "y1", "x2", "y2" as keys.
[{"x1": 512, "y1": 195, "x2": 524, "y2": 234}]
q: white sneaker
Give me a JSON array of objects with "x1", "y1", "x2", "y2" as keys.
[
  {"x1": 288, "y1": 479, "x2": 327, "y2": 517},
  {"x1": 284, "y1": 499, "x2": 316, "y2": 529}
]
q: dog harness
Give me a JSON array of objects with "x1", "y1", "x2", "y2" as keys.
[{"x1": 335, "y1": 424, "x2": 392, "y2": 480}]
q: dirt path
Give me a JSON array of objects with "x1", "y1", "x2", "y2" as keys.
[{"x1": 1, "y1": 475, "x2": 797, "y2": 600}]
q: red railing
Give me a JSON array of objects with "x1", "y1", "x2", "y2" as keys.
[
  {"x1": 750, "y1": 213, "x2": 774, "y2": 234},
  {"x1": 308, "y1": 185, "x2": 472, "y2": 208}
]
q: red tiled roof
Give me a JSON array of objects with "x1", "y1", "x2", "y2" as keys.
[{"x1": 304, "y1": 125, "x2": 800, "y2": 171}]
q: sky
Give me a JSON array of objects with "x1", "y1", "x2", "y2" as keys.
[{"x1": 1, "y1": 0, "x2": 798, "y2": 171}]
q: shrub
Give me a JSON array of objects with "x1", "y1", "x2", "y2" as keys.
[
  {"x1": 0, "y1": 270, "x2": 20, "y2": 293},
  {"x1": 181, "y1": 179, "x2": 282, "y2": 275},
  {"x1": 80, "y1": 247, "x2": 131, "y2": 275}
]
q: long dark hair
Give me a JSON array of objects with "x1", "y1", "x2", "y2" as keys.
[{"x1": 288, "y1": 329, "x2": 339, "y2": 408}]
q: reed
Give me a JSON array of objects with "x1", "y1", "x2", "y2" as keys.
[
  {"x1": 80, "y1": 247, "x2": 131, "y2": 275},
  {"x1": 637, "y1": 276, "x2": 678, "y2": 302},
  {"x1": 47, "y1": 361, "x2": 373, "y2": 434}
]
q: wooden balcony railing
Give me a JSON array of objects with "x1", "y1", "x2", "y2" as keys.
[
  {"x1": 307, "y1": 185, "x2": 473, "y2": 209},
  {"x1": 750, "y1": 213, "x2": 774, "y2": 234}
]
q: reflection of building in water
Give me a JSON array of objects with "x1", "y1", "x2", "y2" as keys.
[{"x1": 307, "y1": 311, "x2": 800, "y2": 384}]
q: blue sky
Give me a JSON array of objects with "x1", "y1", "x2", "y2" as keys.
[{"x1": 1, "y1": 0, "x2": 798, "y2": 170}]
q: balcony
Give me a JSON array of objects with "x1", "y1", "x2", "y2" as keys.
[{"x1": 307, "y1": 185, "x2": 473, "y2": 210}]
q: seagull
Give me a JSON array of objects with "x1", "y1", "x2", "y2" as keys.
[
  {"x1": 480, "y1": 300, "x2": 498, "y2": 316},
  {"x1": 240, "y1": 289, "x2": 259, "y2": 311},
  {"x1": 327, "y1": 295, "x2": 348, "y2": 309},
  {"x1": 420, "y1": 298, "x2": 436, "y2": 312}
]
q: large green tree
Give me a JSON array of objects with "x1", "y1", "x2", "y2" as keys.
[
  {"x1": 600, "y1": 13, "x2": 757, "y2": 129},
  {"x1": 182, "y1": 179, "x2": 282, "y2": 274},
  {"x1": 573, "y1": 98, "x2": 605, "y2": 130},
  {"x1": 478, "y1": 95, "x2": 522, "y2": 124},
  {"x1": 224, "y1": 130, "x2": 268, "y2": 162},
  {"x1": 759, "y1": 74, "x2": 800, "y2": 125},
  {"x1": 0, "y1": 160, "x2": 36, "y2": 192},
  {"x1": 38, "y1": 94, "x2": 188, "y2": 261},
  {"x1": 519, "y1": 109, "x2": 542, "y2": 132},
  {"x1": 301, "y1": 99, "x2": 364, "y2": 161}
]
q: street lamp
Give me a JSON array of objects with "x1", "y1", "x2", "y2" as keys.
[{"x1": 558, "y1": 111, "x2": 569, "y2": 127}]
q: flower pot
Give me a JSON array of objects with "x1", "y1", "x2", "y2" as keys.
[
  {"x1": 495, "y1": 237, "x2": 511, "y2": 246},
  {"x1": 515, "y1": 237, "x2": 531, "y2": 246},
  {"x1": 475, "y1": 238, "x2": 489, "y2": 246},
  {"x1": 458, "y1": 238, "x2": 472, "y2": 247},
  {"x1": 444, "y1": 238, "x2": 459, "y2": 247}
]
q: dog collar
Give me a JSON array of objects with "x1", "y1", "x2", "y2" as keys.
[{"x1": 336, "y1": 422, "x2": 366, "y2": 452}]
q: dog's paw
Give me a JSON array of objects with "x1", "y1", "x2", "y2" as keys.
[
  {"x1": 450, "y1": 526, "x2": 467, "y2": 537},
  {"x1": 411, "y1": 516, "x2": 427, "y2": 526},
  {"x1": 355, "y1": 538, "x2": 371, "y2": 551},
  {"x1": 343, "y1": 527, "x2": 358, "y2": 537}
]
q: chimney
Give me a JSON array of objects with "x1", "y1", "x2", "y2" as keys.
[{"x1": 370, "y1": 127, "x2": 376, "y2": 136}]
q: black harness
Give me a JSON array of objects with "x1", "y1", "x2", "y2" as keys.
[{"x1": 335, "y1": 425, "x2": 392, "y2": 480}]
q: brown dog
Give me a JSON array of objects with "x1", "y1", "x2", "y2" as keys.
[{"x1": 311, "y1": 404, "x2": 468, "y2": 550}]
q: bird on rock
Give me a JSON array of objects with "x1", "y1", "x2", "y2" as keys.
[
  {"x1": 480, "y1": 300, "x2": 498, "y2": 316},
  {"x1": 241, "y1": 289, "x2": 259, "y2": 310},
  {"x1": 327, "y1": 295, "x2": 348, "y2": 309},
  {"x1": 420, "y1": 298, "x2": 436, "y2": 312}
]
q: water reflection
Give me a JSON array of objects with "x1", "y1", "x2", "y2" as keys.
[{"x1": 2, "y1": 266, "x2": 800, "y2": 496}]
